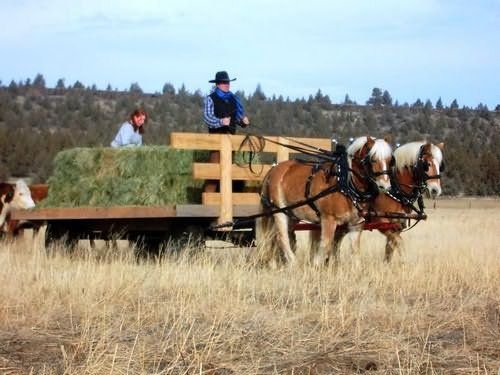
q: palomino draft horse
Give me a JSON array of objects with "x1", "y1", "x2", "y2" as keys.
[
  {"x1": 349, "y1": 141, "x2": 445, "y2": 262},
  {"x1": 257, "y1": 136, "x2": 393, "y2": 266}
]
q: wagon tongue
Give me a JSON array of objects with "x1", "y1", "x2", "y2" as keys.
[{"x1": 360, "y1": 210, "x2": 427, "y2": 221}]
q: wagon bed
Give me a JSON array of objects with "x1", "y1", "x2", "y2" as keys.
[
  {"x1": 11, "y1": 204, "x2": 260, "y2": 246},
  {"x1": 9, "y1": 133, "x2": 412, "y2": 247}
]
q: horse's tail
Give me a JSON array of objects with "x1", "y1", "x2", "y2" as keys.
[
  {"x1": 252, "y1": 168, "x2": 278, "y2": 267},
  {"x1": 255, "y1": 170, "x2": 273, "y2": 247}
]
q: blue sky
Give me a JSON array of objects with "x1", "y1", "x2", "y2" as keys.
[{"x1": 1, "y1": 0, "x2": 499, "y2": 108}]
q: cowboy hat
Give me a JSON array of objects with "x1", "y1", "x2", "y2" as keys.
[{"x1": 209, "y1": 71, "x2": 237, "y2": 83}]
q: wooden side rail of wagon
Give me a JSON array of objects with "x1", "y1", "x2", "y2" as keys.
[
  {"x1": 11, "y1": 204, "x2": 262, "y2": 247},
  {"x1": 169, "y1": 132, "x2": 332, "y2": 228}
]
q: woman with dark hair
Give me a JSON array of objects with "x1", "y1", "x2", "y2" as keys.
[{"x1": 110, "y1": 109, "x2": 147, "y2": 148}]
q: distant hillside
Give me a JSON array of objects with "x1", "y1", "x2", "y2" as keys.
[{"x1": 0, "y1": 77, "x2": 499, "y2": 195}]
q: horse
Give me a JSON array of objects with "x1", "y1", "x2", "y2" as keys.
[
  {"x1": 256, "y1": 136, "x2": 393, "y2": 267},
  {"x1": 347, "y1": 141, "x2": 445, "y2": 262},
  {"x1": 0, "y1": 180, "x2": 36, "y2": 234}
]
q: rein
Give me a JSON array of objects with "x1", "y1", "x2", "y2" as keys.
[
  {"x1": 221, "y1": 129, "x2": 425, "y2": 232},
  {"x1": 211, "y1": 140, "x2": 381, "y2": 230},
  {"x1": 235, "y1": 134, "x2": 266, "y2": 175},
  {"x1": 210, "y1": 178, "x2": 343, "y2": 230}
]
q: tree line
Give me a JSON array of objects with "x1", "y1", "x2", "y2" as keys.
[{"x1": 0, "y1": 74, "x2": 499, "y2": 196}]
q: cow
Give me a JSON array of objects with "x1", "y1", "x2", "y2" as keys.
[{"x1": 0, "y1": 180, "x2": 36, "y2": 235}]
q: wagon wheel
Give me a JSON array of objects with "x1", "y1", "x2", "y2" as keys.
[
  {"x1": 45, "y1": 222, "x2": 78, "y2": 252},
  {"x1": 171, "y1": 225, "x2": 207, "y2": 252},
  {"x1": 129, "y1": 232, "x2": 175, "y2": 258}
]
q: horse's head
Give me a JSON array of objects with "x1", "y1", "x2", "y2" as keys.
[
  {"x1": 348, "y1": 136, "x2": 393, "y2": 192},
  {"x1": 393, "y1": 141, "x2": 445, "y2": 198},
  {"x1": 416, "y1": 143, "x2": 444, "y2": 198}
]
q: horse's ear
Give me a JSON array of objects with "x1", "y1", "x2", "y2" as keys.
[
  {"x1": 383, "y1": 134, "x2": 392, "y2": 144},
  {"x1": 436, "y1": 142, "x2": 444, "y2": 150}
]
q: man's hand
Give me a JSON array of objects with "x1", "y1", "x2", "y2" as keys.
[
  {"x1": 241, "y1": 116, "x2": 250, "y2": 126},
  {"x1": 221, "y1": 117, "x2": 231, "y2": 126}
]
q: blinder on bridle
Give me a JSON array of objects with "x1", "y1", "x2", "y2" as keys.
[
  {"x1": 358, "y1": 146, "x2": 391, "y2": 179},
  {"x1": 415, "y1": 145, "x2": 442, "y2": 181}
]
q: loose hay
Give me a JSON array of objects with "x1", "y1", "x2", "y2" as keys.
[{"x1": 41, "y1": 146, "x2": 205, "y2": 207}]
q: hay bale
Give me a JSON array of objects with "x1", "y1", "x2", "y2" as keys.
[{"x1": 41, "y1": 146, "x2": 204, "y2": 207}]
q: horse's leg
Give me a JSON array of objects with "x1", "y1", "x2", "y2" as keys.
[
  {"x1": 313, "y1": 216, "x2": 337, "y2": 267},
  {"x1": 384, "y1": 231, "x2": 403, "y2": 262},
  {"x1": 308, "y1": 230, "x2": 320, "y2": 265},
  {"x1": 349, "y1": 221, "x2": 364, "y2": 255},
  {"x1": 329, "y1": 229, "x2": 347, "y2": 265},
  {"x1": 274, "y1": 212, "x2": 297, "y2": 265}
]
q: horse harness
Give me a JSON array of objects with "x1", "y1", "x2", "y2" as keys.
[
  {"x1": 261, "y1": 144, "x2": 380, "y2": 222},
  {"x1": 367, "y1": 144, "x2": 443, "y2": 231}
]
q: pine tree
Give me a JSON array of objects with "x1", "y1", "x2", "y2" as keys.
[
  {"x1": 129, "y1": 82, "x2": 143, "y2": 94},
  {"x1": 162, "y1": 82, "x2": 175, "y2": 95},
  {"x1": 367, "y1": 88, "x2": 383, "y2": 107},
  {"x1": 8, "y1": 80, "x2": 18, "y2": 95},
  {"x1": 33, "y1": 73, "x2": 46, "y2": 88},
  {"x1": 343, "y1": 94, "x2": 353, "y2": 105},
  {"x1": 73, "y1": 80, "x2": 84, "y2": 89},
  {"x1": 382, "y1": 90, "x2": 392, "y2": 106},
  {"x1": 253, "y1": 84, "x2": 266, "y2": 101},
  {"x1": 435, "y1": 97, "x2": 443, "y2": 110},
  {"x1": 412, "y1": 98, "x2": 423, "y2": 108},
  {"x1": 56, "y1": 78, "x2": 65, "y2": 89}
]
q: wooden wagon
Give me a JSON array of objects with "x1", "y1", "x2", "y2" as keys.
[{"x1": 11, "y1": 132, "x2": 336, "y2": 248}]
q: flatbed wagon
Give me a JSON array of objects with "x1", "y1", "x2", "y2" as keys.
[
  {"x1": 10, "y1": 132, "x2": 332, "y2": 248},
  {"x1": 12, "y1": 204, "x2": 260, "y2": 247},
  {"x1": 11, "y1": 132, "x2": 412, "y2": 249}
]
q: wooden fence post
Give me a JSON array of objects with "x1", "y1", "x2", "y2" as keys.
[
  {"x1": 218, "y1": 134, "x2": 233, "y2": 228},
  {"x1": 277, "y1": 137, "x2": 290, "y2": 162}
]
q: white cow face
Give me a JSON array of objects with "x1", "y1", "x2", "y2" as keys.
[{"x1": 12, "y1": 180, "x2": 36, "y2": 209}]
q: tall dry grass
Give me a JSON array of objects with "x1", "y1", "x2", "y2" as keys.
[{"x1": 0, "y1": 208, "x2": 499, "y2": 374}]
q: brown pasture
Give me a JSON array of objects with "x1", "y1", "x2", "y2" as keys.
[{"x1": 0, "y1": 200, "x2": 498, "y2": 374}]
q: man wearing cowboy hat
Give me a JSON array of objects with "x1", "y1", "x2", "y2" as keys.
[
  {"x1": 202, "y1": 71, "x2": 250, "y2": 192},
  {"x1": 203, "y1": 71, "x2": 250, "y2": 134}
]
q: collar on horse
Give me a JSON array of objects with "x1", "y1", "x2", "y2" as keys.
[{"x1": 260, "y1": 142, "x2": 380, "y2": 223}]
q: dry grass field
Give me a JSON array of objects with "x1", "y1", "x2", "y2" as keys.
[{"x1": 1, "y1": 202, "x2": 499, "y2": 374}]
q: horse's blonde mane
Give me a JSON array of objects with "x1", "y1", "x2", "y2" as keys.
[
  {"x1": 347, "y1": 136, "x2": 392, "y2": 166},
  {"x1": 394, "y1": 141, "x2": 443, "y2": 170},
  {"x1": 347, "y1": 136, "x2": 368, "y2": 157},
  {"x1": 370, "y1": 139, "x2": 393, "y2": 160}
]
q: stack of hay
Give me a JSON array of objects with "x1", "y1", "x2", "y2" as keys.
[{"x1": 41, "y1": 146, "x2": 205, "y2": 207}]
